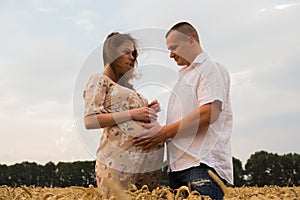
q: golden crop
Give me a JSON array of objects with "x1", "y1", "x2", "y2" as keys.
[{"x1": 0, "y1": 184, "x2": 299, "y2": 200}]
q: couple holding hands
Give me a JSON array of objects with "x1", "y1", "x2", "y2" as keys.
[{"x1": 83, "y1": 21, "x2": 233, "y2": 200}]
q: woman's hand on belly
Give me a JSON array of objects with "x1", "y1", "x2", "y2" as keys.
[{"x1": 129, "y1": 107, "x2": 158, "y2": 123}]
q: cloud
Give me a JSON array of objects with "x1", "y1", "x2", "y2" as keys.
[
  {"x1": 231, "y1": 54, "x2": 300, "y2": 131},
  {"x1": 75, "y1": 19, "x2": 95, "y2": 31},
  {"x1": 64, "y1": 10, "x2": 97, "y2": 32},
  {"x1": 0, "y1": 116, "x2": 92, "y2": 165},
  {"x1": 1, "y1": 0, "x2": 300, "y2": 165},
  {"x1": 1, "y1": 36, "x2": 82, "y2": 101},
  {"x1": 259, "y1": 1, "x2": 300, "y2": 12},
  {"x1": 273, "y1": 2, "x2": 300, "y2": 10},
  {"x1": 0, "y1": 38, "x2": 84, "y2": 165},
  {"x1": 231, "y1": 70, "x2": 254, "y2": 87},
  {"x1": 34, "y1": 6, "x2": 56, "y2": 13}
]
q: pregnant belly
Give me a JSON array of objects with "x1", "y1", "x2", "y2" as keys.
[{"x1": 116, "y1": 120, "x2": 146, "y2": 137}]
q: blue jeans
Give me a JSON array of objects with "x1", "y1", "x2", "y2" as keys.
[{"x1": 169, "y1": 164, "x2": 226, "y2": 200}]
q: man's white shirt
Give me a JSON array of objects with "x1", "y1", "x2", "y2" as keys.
[{"x1": 166, "y1": 52, "x2": 233, "y2": 184}]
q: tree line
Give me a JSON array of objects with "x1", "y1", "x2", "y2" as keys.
[{"x1": 0, "y1": 150, "x2": 299, "y2": 187}]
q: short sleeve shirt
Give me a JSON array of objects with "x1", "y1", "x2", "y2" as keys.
[{"x1": 166, "y1": 52, "x2": 233, "y2": 184}]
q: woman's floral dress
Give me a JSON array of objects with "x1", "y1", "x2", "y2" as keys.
[{"x1": 84, "y1": 74, "x2": 164, "y2": 191}]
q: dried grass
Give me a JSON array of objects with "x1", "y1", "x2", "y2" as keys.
[
  {"x1": 1, "y1": 183, "x2": 299, "y2": 199},
  {"x1": 0, "y1": 177, "x2": 300, "y2": 200}
]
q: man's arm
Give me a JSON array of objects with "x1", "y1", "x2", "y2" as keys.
[
  {"x1": 165, "y1": 100, "x2": 222, "y2": 139},
  {"x1": 133, "y1": 100, "x2": 222, "y2": 149}
]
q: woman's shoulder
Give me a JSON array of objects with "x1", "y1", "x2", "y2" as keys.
[
  {"x1": 85, "y1": 73, "x2": 113, "y2": 89},
  {"x1": 88, "y1": 73, "x2": 112, "y2": 84}
]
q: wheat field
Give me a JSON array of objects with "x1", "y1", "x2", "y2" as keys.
[{"x1": 1, "y1": 184, "x2": 299, "y2": 200}]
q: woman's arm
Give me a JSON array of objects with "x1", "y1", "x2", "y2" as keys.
[{"x1": 84, "y1": 107, "x2": 158, "y2": 129}]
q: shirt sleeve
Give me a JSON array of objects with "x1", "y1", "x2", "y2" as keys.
[
  {"x1": 83, "y1": 74, "x2": 109, "y2": 117},
  {"x1": 196, "y1": 62, "x2": 226, "y2": 109}
]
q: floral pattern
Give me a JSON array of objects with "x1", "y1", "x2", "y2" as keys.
[{"x1": 84, "y1": 73, "x2": 164, "y2": 191}]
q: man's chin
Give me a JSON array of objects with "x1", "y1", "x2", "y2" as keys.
[{"x1": 177, "y1": 62, "x2": 185, "y2": 66}]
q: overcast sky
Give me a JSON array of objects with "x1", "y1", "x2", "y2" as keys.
[{"x1": 1, "y1": 0, "x2": 299, "y2": 167}]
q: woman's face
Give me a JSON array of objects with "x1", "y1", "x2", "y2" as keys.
[{"x1": 112, "y1": 41, "x2": 137, "y2": 77}]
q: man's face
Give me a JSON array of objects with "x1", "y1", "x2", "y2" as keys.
[{"x1": 166, "y1": 31, "x2": 192, "y2": 66}]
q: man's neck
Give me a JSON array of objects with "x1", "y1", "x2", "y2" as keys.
[{"x1": 188, "y1": 48, "x2": 203, "y2": 66}]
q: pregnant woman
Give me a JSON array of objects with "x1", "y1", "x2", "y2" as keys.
[{"x1": 83, "y1": 32, "x2": 164, "y2": 192}]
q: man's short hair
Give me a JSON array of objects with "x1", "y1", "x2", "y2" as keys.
[{"x1": 166, "y1": 22, "x2": 200, "y2": 43}]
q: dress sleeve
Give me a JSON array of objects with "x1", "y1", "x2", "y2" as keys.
[{"x1": 83, "y1": 74, "x2": 109, "y2": 117}]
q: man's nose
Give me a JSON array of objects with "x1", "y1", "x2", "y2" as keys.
[{"x1": 170, "y1": 51, "x2": 175, "y2": 58}]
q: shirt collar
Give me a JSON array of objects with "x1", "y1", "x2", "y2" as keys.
[
  {"x1": 179, "y1": 51, "x2": 208, "y2": 73},
  {"x1": 191, "y1": 51, "x2": 207, "y2": 66}
]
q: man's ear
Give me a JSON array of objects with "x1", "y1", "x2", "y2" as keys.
[{"x1": 188, "y1": 35, "x2": 197, "y2": 46}]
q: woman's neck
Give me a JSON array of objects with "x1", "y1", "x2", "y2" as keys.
[{"x1": 103, "y1": 65, "x2": 119, "y2": 83}]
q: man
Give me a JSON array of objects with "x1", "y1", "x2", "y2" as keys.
[{"x1": 133, "y1": 22, "x2": 233, "y2": 199}]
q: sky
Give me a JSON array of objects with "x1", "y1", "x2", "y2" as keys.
[{"x1": 0, "y1": 0, "x2": 299, "y2": 167}]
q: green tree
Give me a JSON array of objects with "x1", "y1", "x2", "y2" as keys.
[
  {"x1": 55, "y1": 162, "x2": 73, "y2": 187},
  {"x1": 75, "y1": 161, "x2": 96, "y2": 186},
  {"x1": 55, "y1": 161, "x2": 96, "y2": 187},
  {"x1": 6, "y1": 162, "x2": 42, "y2": 186},
  {"x1": 232, "y1": 157, "x2": 246, "y2": 187},
  {"x1": 244, "y1": 151, "x2": 300, "y2": 186},
  {"x1": 280, "y1": 153, "x2": 300, "y2": 186},
  {"x1": 42, "y1": 161, "x2": 57, "y2": 187},
  {"x1": 0, "y1": 164, "x2": 8, "y2": 185},
  {"x1": 7, "y1": 162, "x2": 28, "y2": 186},
  {"x1": 245, "y1": 151, "x2": 277, "y2": 186}
]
